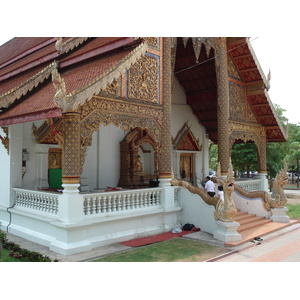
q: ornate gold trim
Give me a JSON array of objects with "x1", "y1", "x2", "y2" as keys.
[
  {"x1": 55, "y1": 37, "x2": 89, "y2": 54},
  {"x1": 0, "y1": 61, "x2": 58, "y2": 109},
  {"x1": 173, "y1": 122, "x2": 202, "y2": 151},
  {"x1": 0, "y1": 127, "x2": 9, "y2": 154},
  {"x1": 53, "y1": 41, "x2": 148, "y2": 112}
]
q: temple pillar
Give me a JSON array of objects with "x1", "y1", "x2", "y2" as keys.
[
  {"x1": 58, "y1": 112, "x2": 84, "y2": 223},
  {"x1": 256, "y1": 136, "x2": 268, "y2": 191},
  {"x1": 215, "y1": 37, "x2": 230, "y2": 176},
  {"x1": 159, "y1": 37, "x2": 173, "y2": 187}
]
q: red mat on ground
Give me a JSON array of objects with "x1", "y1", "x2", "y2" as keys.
[{"x1": 120, "y1": 228, "x2": 200, "y2": 247}]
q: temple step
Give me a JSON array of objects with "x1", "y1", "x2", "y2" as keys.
[{"x1": 234, "y1": 210, "x2": 272, "y2": 233}]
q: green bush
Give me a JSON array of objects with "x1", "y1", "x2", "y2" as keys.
[{"x1": 0, "y1": 229, "x2": 57, "y2": 262}]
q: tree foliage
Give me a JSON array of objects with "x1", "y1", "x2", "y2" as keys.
[{"x1": 208, "y1": 103, "x2": 300, "y2": 178}]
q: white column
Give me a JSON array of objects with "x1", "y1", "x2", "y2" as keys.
[
  {"x1": 0, "y1": 127, "x2": 10, "y2": 207},
  {"x1": 1, "y1": 124, "x2": 24, "y2": 207},
  {"x1": 35, "y1": 144, "x2": 51, "y2": 189},
  {"x1": 57, "y1": 184, "x2": 84, "y2": 223}
]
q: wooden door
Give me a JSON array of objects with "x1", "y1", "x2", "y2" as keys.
[{"x1": 180, "y1": 153, "x2": 193, "y2": 181}]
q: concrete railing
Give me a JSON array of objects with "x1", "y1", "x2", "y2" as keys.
[
  {"x1": 14, "y1": 188, "x2": 59, "y2": 215},
  {"x1": 83, "y1": 188, "x2": 163, "y2": 216},
  {"x1": 235, "y1": 179, "x2": 264, "y2": 192}
]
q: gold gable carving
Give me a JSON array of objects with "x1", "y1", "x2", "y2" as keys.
[
  {"x1": 173, "y1": 122, "x2": 202, "y2": 151},
  {"x1": 33, "y1": 119, "x2": 63, "y2": 145}
]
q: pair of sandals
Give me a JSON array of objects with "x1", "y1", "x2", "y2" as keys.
[{"x1": 250, "y1": 237, "x2": 263, "y2": 244}]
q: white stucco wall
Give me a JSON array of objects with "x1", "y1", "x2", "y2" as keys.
[
  {"x1": 82, "y1": 124, "x2": 126, "y2": 190},
  {"x1": 171, "y1": 77, "x2": 210, "y2": 184}
]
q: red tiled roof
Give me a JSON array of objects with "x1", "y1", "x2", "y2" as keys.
[
  {"x1": 0, "y1": 37, "x2": 145, "y2": 125},
  {"x1": 0, "y1": 63, "x2": 48, "y2": 96},
  {"x1": 63, "y1": 47, "x2": 133, "y2": 95},
  {"x1": 0, "y1": 81, "x2": 61, "y2": 125},
  {"x1": 0, "y1": 37, "x2": 55, "y2": 68}
]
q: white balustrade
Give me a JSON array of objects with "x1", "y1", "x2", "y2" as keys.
[
  {"x1": 83, "y1": 188, "x2": 162, "y2": 215},
  {"x1": 235, "y1": 179, "x2": 263, "y2": 192},
  {"x1": 14, "y1": 188, "x2": 59, "y2": 215}
]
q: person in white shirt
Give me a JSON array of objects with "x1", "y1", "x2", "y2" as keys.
[
  {"x1": 217, "y1": 185, "x2": 224, "y2": 201},
  {"x1": 204, "y1": 176, "x2": 215, "y2": 197}
]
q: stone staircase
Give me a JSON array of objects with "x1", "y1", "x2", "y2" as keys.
[
  {"x1": 224, "y1": 210, "x2": 298, "y2": 247},
  {"x1": 235, "y1": 210, "x2": 272, "y2": 233}
]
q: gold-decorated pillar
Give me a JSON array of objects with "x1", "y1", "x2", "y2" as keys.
[
  {"x1": 215, "y1": 37, "x2": 230, "y2": 175},
  {"x1": 159, "y1": 37, "x2": 173, "y2": 186},
  {"x1": 62, "y1": 112, "x2": 81, "y2": 185},
  {"x1": 257, "y1": 136, "x2": 267, "y2": 174}
]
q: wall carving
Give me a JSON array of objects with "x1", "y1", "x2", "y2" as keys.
[
  {"x1": 247, "y1": 102, "x2": 258, "y2": 123},
  {"x1": 229, "y1": 121, "x2": 267, "y2": 172},
  {"x1": 48, "y1": 148, "x2": 62, "y2": 169},
  {"x1": 33, "y1": 119, "x2": 64, "y2": 145},
  {"x1": 0, "y1": 127, "x2": 9, "y2": 154},
  {"x1": 228, "y1": 55, "x2": 242, "y2": 81},
  {"x1": 229, "y1": 82, "x2": 246, "y2": 122},
  {"x1": 79, "y1": 97, "x2": 163, "y2": 172},
  {"x1": 141, "y1": 37, "x2": 160, "y2": 50},
  {"x1": 173, "y1": 122, "x2": 202, "y2": 151},
  {"x1": 127, "y1": 54, "x2": 159, "y2": 103},
  {"x1": 118, "y1": 127, "x2": 159, "y2": 188},
  {"x1": 98, "y1": 77, "x2": 121, "y2": 97}
]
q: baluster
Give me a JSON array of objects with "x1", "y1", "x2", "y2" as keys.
[
  {"x1": 102, "y1": 196, "x2": 107, "y2": 213},
  {"x1": 111, "y1": 195, "x2": 116, "y2": 212},
  {"x1": 48, "y1": 197, "x2": 53, "y2": 213},
  {"x1": 107, "y1": 195, "x2": 111, "y2": 212},
  {"x1": 91, "y1": 197, "x2": 96, "y2": 214},
  {"x1": 95, "y1": 197, "x2": 100, "y2": 214},
  {"x1": 157, "y1": 191, "x2": 161, "y2": 205},
  {"x1": 44, "y1": 195, "x2": 48, "y2": 211},
  {"x1": 152, "y1": 191, "x2": 157, "y2": 206},
  {"x1": 115, "y1": 195, "x2": 121, "y2": 211},
  {"x1": 122, "y1": 194, "x2": 126, "y2": 211},
  {"x1": 135, "y1": 193, "x2": 140, "y2": 208},
  {"x1": 83, "y1": 198, "x2": 88, "y2": 215},
  {"x1": 141, "y1": 191, "x2": 145, "y2": 207},
  {"x1": 20, "y1": 191, "x2": 24, "y2": 207},
  {"x1": 127, "y1": 193, "x2": 132, "y2": 210},
  {"x1": 145, "y1": 192, "x2": 149, "y2": 207},
  {"x1": 131, "y1": 193, "x2": 136, "y2": 209},
  {"x1": 85, "y1": 197, "x2": 90, "y2": 215}
]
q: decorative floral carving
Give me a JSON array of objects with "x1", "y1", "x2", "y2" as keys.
[
  {"x1": 229, "y1": 82, "x2": 246, "y2": 122},
  {"x1": 228, "y1": 55, "x2": 242, "y2": 80},
  {"x1": 173, "y1": 122, "x2": 202, "y2": 151},
  {"x1": 98, "y1": 78, "x2": 120, "y2": 96},
  {"x1": 0, "y1": 127, "x2": 9, "y2": 154},
  {"x1": 141, "y1": 37, "x2": 160, "y2": 50},
  {"x1": 128, "y1": 54, "x2": 159, "y2": 102}
]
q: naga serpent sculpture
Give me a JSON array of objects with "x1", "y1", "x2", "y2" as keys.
[
  {"x1": 213, "y1": 158, "x2": 237, "y2": 222},
  {"x1": 171, "y1": 160, "x2": 288, "y2": 223},
  {"x1": 234, "y1": 162, "x2": 288, "y2": 210}
]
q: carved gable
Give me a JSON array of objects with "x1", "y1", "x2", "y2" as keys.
[{"x1": 173, "y1": 122, "x2": 202, "y2": 151}]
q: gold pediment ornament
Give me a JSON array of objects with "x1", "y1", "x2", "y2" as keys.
[
  {"x1": 173, "y1": 122, "x2": 202, "y2": 151},
  {"x1": 52, "y1": 41, "x2": 148, "y2": 113},
  {"x1": 0, "y1": 127, "x2": 9, "y2": 154}
]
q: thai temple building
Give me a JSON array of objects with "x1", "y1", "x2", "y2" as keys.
[{"x1": 0, "y1": 37, "x2": 293, "y2": 255}]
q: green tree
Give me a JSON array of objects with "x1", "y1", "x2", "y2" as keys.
[{"x1": 231, "y1": 142, "x2": 257, "y2": 178}]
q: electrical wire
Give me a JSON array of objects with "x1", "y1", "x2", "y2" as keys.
[{"x1": 174, "y1": 37, "x2": 259, "y2": 75}]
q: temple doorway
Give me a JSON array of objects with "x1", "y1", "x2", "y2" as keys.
[{"x1": 180, "y1": 153, "x2": 193, "y2": 182}]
